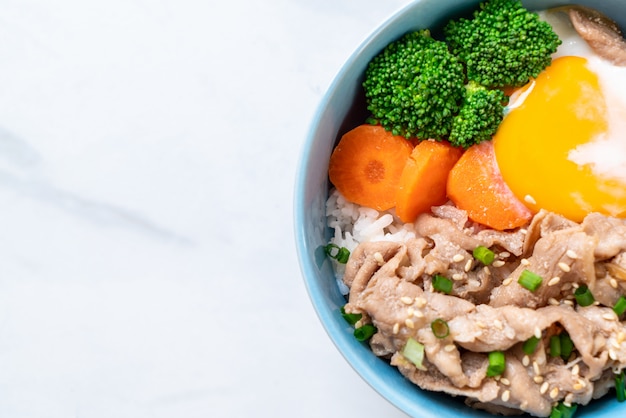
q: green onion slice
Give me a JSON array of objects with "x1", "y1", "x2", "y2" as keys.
[
  {"x1": 354, "y1": 324, "x2": 376, "y2": 342},
  {"x1": 560, "y1": 333, "x2": 574, "y2": 360},
  {"x1": 550, "y1": 402, "x2": 578, "y2": 418},
  {"x1": 433, "y1": 274, "x2": 453, "y2": 294},
  {"x1": 616, "y1": 370, "x2": 625, "y2": 402},
  {"x1": 522, "y1": 336, "x2": 540, "y2": 355},
  {"x1": 486, "y1": 351, "x2": 506, "y2": 377},
  {"x1": 324, "y1": 243, "x2": 350, "y2": 264},
  {"x1": 613, "y1": 296, "x2": 626, "y2": 316},
  {"x1": 340, "y1": 306, "x2": 362, "y2": 326},
  {"x1": 574, "y1": 285, "x2": 595, "y2": 307},
  {"x1": 431, "y1": 318, "x2": 450, "y2": 339},
  {"x1": 473, "y1": 246, "x2": 495, "y2": 265},
  {"x1": 518, "y1": 270, "x2": 543, "y2": 292},
  {"x1": 403, "y1": 338, "x2": 427, "y2": 371},
  {"x1": 550, "y1": 335, "x2": 561, "y2": 357}
]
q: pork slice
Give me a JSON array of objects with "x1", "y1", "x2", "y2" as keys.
[
  {"x1": 582, "y1": 213, "x2": 626, "y2": 260},
  {"x1": 490, "y1": 229, "x2": 597, "y2": 309},
  {"x1": 523, "y1": 210, "x2": 578, "y2": 257}
]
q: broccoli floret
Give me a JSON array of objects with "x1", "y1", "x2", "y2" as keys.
[
  {"x1": 362, "y1": 29, "x2": 466, "y2": 140},
  {"x1": 449, "y1": 81, "x2": 505, "y2": 148},
  {"x1": 444, "y1": 0, "x2": 561, "y2": 88}
]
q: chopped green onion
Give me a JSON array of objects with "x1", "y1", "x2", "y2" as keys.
[
  {"x1": 550, "y1": 402, "x2": 578, "y2": 418},
  {"x1": 433, "y1": 274, "x2": 453, "y2": 294},
  {"x1": 403, "y1": 338, "x2": 427, "y2": 371},
  {"x1": 324, "y1": 243, "x2": 350, "y2": 264},
  {"x1": 340, "y1": 306, "x2": 362, "y2": 326},
  {"x1": 431, "y1": 318, "x2": 450, "y2": 339},
  {"x1": 550, "y1": 335, "x2": 561, "y2": 357},
  {"x1": 616, "y1": 370, "x2": 625, "y2": 402},
  {"x1": 574, "y1": 285, "x2": 595, "y2": 307},
  {"x1": 614, "y1": 296, "x2": 626, "y2": 316},
  {"x1": 518, "y1": 270, "x2": 543, "y2": 292},
  {"x1": 522, "y1": 336, "x2": 540, "y2": 355},
  {"x1": 560, "y1": 333, "x2": 574, "y2": 360},
  {"x1": 354, "y1": 324, "x2": 376, "y2": 342},
  {"x1": 486, "y1": 351, "x2": 505, "y2": 377},
  {"x1": 473, "y1": 246, "x2": 495, "y2": 265}
]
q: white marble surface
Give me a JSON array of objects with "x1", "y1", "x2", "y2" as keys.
[{"x1": 0, "y1": 0, "x2": 412, "y2": 417}]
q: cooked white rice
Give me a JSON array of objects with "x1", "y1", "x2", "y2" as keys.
[{"x1": 325, "y1": 188, "x2": 417, "y2": 294}]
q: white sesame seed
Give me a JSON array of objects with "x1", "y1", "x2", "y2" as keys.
[
  {"x1": 452, "y1": 254, "x2": 465, "y2": 263},
  {"x1": 548, "y1": 277, "x2": 561, "y2": 286},
  {"x1": 571, "y1": 282, "x2": 579, "y2": 289},
  {"x1": 393, "y1": 323, "x2": 400, "y2": 334},
  {"x1": 540, "y1": 382, "x2": 549, "y2": 394},
  {"x1": 534, "y1": 326, "x2": 542, "y2": 339},
  {"x1": 612, "y1": 340, "x2": 621, "y2": 349},
  {"x1": 444, "y1": 344, "x2": 456, "y2": 352},
  {"x1": 452, "y1": 273, "x2": 463, "y2": 281},
  {"x1": 520, "y1": 401, "x2": 528, "y2": 410},
  {"x1": 533, "y1": 361, "x2": 541, "y2": 375},
  {"x1": 464, "y1": 259, "x2": 473, "y2": 272},
  {"x1": 415, "y1": 297, "x2": 427, "y2": 308},
  {"x1": 609, "y1": 349, "x2": 617, "y2": 360},
  {"x1": 407, "y1": 307, "x2": 415, "y2": 317},
  {"x1": 533, "y1": 375, "x2": 544, "y2": 384},
  {"x1": 618, "y1": 332, "x2": 626, "y2": 344},
  {"x1": 520, "y1": 228, "x2": 528, "y2": 235},
  {"x1": 564, "y1": 300, "x2": 574, "y2": 306},
  {"x1": 524, "y1": 194, "x2": 537, "y2": 205},
  {"x1": 548, "y1": 298, "x2": 560, "y2": 306},
  {"x1": 550, "y1": 387, "x2": 559, "y2": 399},
  {"x1": 603, "y1": 313, "x2": 616, "y2": 321},
  {"x1": 494, "y1": 320, "x2": 503, "y2": 330},
  {"x1": 501, "y1": 390, "x2": 511, "y2": 402},
  {"x1": 566, "y1": 250, "x2": 579, "y2": 259},
  {"x1": 610, "y1": 278, "x2": 619, "y2": 289},
  {"x1": 521, "y1": 258, "x2": 530, "y2": 266},
  {"x1": 522, "y1": 355, "x2": 530, "y2": 367},
  {"x1": 355, "y1": 320, "x2": 363, "y2": 329},
  {"x1": 503, "y1": 277, "x2": 513, "y2": 286},
  {"x1": 374, "y1": 252, "x2": 385, "y2": 265},
  {"x1": 564, "y1": 394, "x2": 574, "y2": 407},
  {"x1": 493, "y1": 260, "x2": 505, "y2": 268},
  {"x1": 400, "y1": 296, "x2": 414, "y2": 305},
  {"x1": 573, "y1": 382, "x2": 583, "y2": 391},
  {"x1": 483, "y1": 266, "x2": 491, "y2": 275},
  {"x1": 558, "y1": 262, "x2": 571, "y2": 272},
  {"x1": 499, "y1": 252, "x2": 511, "y2": 259},
  {"x1": 579, "y1": 379, "x2": 587, "y2": 388},
  {"x1": 414, "y1": 310, "x2": 425, "y2": 318},
  {"x1": 500, "y1": 378, "x2": 510, "y2": 386},
  {"x1": 571, "y1": 365, "x2": 579, "y2": 376},
  {"x1": 476, "y1": 321, "x2": 486, "y2": 328},
  {"x1": 405, "y1": 318, "x2": 415, "y2": 329}
]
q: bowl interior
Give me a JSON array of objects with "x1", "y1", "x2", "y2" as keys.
[{"x1": 294, "y1": 0, "x2": 626, "y2": 416}]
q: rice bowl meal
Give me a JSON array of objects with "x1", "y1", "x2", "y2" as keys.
[{"x1": 320, "y1": 1, "x2": 626, "y2": 416}]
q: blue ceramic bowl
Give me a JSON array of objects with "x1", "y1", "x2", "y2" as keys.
[{"x1": 294, "y1": 1, "x2": 626, "y2": 416}]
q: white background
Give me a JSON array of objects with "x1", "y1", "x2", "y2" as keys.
[{"x1": 0, "y1": 0, "x2": 412, "y2": 417}]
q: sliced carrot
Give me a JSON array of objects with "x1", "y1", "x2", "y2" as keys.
[
  {"x1": 395, "y1": 140, "x2": 463, "y2": 223},
  {"x1": 446, "y1": 141, "x2": 533, "y2": 231},
  {"x1": 328, "y1": 124, "x2": 413, "y2": 211}
]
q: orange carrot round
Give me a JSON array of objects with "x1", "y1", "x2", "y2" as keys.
[
  {"x1": 395, "y1": 140, "x2": 463, "y2": 223},
  {"x1": 446, "y1": 141, "x2": 533, "y2": 231},
  {"x1": 328, "y1": 124, "x2": 413, "y2": 211}
]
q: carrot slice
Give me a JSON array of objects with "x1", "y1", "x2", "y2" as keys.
[
  {"x1": 328, "y1": 124, "x2": 413, "y2": 211},
  {"x1": 447, "y1": 141, "x2": 533, "y2": 230},
  {"x1": 395, "y1": 140, "x2": 463, "y2": 223}
]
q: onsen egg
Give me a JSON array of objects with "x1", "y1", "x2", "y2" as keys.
[{"x1": 493, "y1": 12, "x2": 626, "y2": 222}]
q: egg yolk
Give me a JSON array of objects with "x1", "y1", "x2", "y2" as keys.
[{"x1": 494, "y1": 56, "x2": 626, "y2": 222}]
